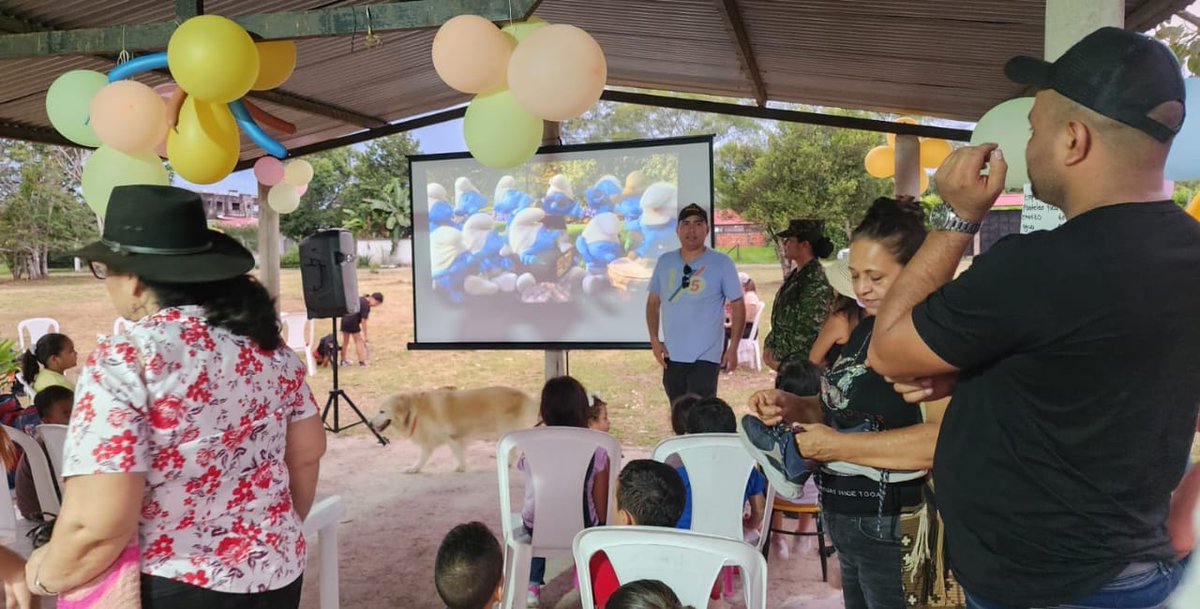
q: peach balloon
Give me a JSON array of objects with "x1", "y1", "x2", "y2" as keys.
[
  {"x1": 431, "y1": 15, "x2": 513, "y2": 94},
  {"x1": 920, "y1": 138, "x2": 953, "y2": 169},
  {"x1": 864, "y1": 146, "x2": 894, "y2": 178},
  {"x1": 90, "y1": 81, "x2": 168, "y2": 154},
  {"x1": 507, "y1": 24, "x2": 607, "y2": 121}
]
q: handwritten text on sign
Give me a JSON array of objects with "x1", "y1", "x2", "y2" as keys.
[{"x1": 1020, "y1": 184, "x2": 1065, "y2": 234}]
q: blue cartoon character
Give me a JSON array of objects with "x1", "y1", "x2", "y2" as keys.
[
  {"x1": 428, "y1": 182, "x2": 456, "y2": 230},
  {"x1": 453, "y1": 177, "x2": 487, "y2": 223},
  {"x1": 615, "y1": 170, "x2": 651, "y2": 233},
  {"x1": 492, "y1": 175, "x2": 533, "y2": 224},
  {"x1": 633, "y1": 182, "x2": 681, "y2": 260},
  {"x1": 542, "y1": 174, "x2": 583, "y2": 221},
  {"x1": 429, "y1": 225, "x2": 472, "y2": 303},
  {"x1": 584, "y1": 175, "x2": 622, "y2": 217},
  {"x1": 576, "y1": 212, "x2": 625, "y2": 293},
  {"x1": 461, "y1": 213, "x2": 519, "y2": 296}
]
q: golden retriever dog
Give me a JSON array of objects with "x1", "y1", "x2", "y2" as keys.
[{"x1": 369, "y1": 386, "x2": 538, "y2": 473}]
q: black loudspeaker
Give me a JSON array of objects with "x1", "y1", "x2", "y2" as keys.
[{"x1": 298, "y1": 229, "x2": 360, "y2": 318}]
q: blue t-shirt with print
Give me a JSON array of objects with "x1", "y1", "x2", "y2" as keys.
[{"x1": 649, "y1": 248, "x2": 742, "y2": 364}]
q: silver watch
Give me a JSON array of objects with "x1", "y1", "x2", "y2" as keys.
[{"x1": 930, "y1": 203, "x2": 982, "y2": 235}]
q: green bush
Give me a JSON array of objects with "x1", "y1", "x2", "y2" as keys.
[{"x1": 280, "y1": 249, "x2": 301, "y2": 268}]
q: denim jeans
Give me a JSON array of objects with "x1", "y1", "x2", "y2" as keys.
[
  {"x1": 824, "y1": 511, "x2": 906, "y2": 609},
  {"x1": 141, "y1": 574, "x2": 303, "y2": 609},
  {"x1": 964, "y1": 560, "x2": 1186, "y2": 609}
]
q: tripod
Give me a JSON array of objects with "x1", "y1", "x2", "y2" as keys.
[{"x1": 321, "y1": 317, "x2": 389, "y2": 446}]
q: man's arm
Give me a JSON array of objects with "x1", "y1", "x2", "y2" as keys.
[
  {"x1": 795, "y1": 399, "x2": 949, "y2": 470},
  {"x1": 646, "y1": 292, "x2": 668, "y2": 368},
  {"x1": 722, "y1": 298, "x2": 746, "y2": 370}
]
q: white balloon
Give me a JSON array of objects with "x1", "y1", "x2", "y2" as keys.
[{"x1": 970, "y1": 97, "x2": 1035, "y2": 191}]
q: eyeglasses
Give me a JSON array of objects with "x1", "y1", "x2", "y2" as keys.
[{"x1": 89, "y1": 260, "x2": 108, "y2": 280}]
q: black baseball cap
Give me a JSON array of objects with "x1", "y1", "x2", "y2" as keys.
[
  {"x1": 1004, "y1": 27, "x2": 1185, "y2": 143},
  {"x1": 678, "y1": 203, "x2": 708, "y2": 223},
  {"x1": 775, "y1": 218, "x2": 825, "y2": 241}
]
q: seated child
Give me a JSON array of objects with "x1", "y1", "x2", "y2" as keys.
[
  {"x1": 664, "y1": 394, "x2": 702, "y2": 469},
  {"x1": 20, "y1": 333, "x2": 77, "y2": 393},
  {"x1": 673, "y1": 398, "x2": 766, "y2": 537},
  {"x1": 15, "y1": 385, "x2": 73, "y2": 520},
  {"x1": 435, "y1": 521, "x2": 504, "y2": 609},
  {"x1": 590, "y1": 459, "x2": 687, "y2": 608},
  {"x1": 608, "y1": 579, "x2": 694, "y2": 609}
]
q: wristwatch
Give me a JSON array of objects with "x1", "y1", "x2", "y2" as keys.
[{"x1": 930, "y1": 203, "x2": 982, "y2": 235}]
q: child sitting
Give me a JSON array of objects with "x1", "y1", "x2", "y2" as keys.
[
  {"x1": 668, "y1": 393, "x2": 701, "y2": 436},
  {"x1": 15, "y1": 385, "x2": 73, "y2": 520},
  {"x1": 19, "y1": 333, "x2": 77, "y2": 394},
  {"x1": 588, "y1": 394, "x2": 610, "y2": 433},
  {"x1": 590, "y1": 459, "x2": 687, "y2": 608},
  {"x1": 434, "y1": 521, "x2": 504, "y2": 609},
  {"x1": 764, "y1": 357, "x2": 824, "y2": 559},
  {"x1": 608, "y1": 579, "x2": 695, "y2": 609},
  {"x1": 674, "y1": 398, "x2": 766, "y2": 537}
]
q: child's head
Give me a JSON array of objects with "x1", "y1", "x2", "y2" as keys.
[
  {"x1": 615, "y1": 460, "x2": 686, "y2": 527},
  {"x1": 607, "y1": 579, "x2": 693, "y2": 609},
  {"x1": 368, "y1": 292, "x2": 384, "y2": 306},
  {"x1": 20, "y1": 333, "x2": 76, "y2": 383},
  {"x1": 434, "y1": 521, "x2": 503, "y2": 609},
  {"x1": 33, "y1": 386, "x2": 73, "y2": 425},
  {"x1": 776, "y1": 357, "x2": 823, "y2": 396},
  {"x1": 587, "y1": 394, "x2": 610, "y2": 433},
  {"x1": 669, "y1": 393, "x2": 702, "y2": 435},
  {"x1": 683, "y1": 397, "x2": 736, "y2": 434},
  {"x1": 540, "y1": 375, "x2": 590, "y2": 428}
]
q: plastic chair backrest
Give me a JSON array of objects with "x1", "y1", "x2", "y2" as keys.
[
  {"x1": 652, "y1": 433, "x2": 759, "y2": 540},
  {"x1": 112, "y1": 317, "x2": 134, "y2": 336},
  {"x1": 745, "y1": 303, "x2": 765, "y2": 341},
  {"x1": 0, "y1": 443, "x2": 16, "y2": 544},
  {"x1": 36, "y1": 424, "x2": 68, "y2": 489},
  {"x1": 17, "y1": 318, "x2": 60, "y2": 352},
  {"x1": 280, "y1": 313, "x2": 313, "y2": 351},
  {"x1": 574, "y1": 526, "x2": 768, "y2": 609},
  {"x1": 2, "y1": 425, "x2": 60, "y2": 513},
  {"x1": 497, "y1": 427, "x2": 621, "y2": 553}
]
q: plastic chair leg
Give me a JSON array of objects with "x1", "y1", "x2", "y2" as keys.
[{"x1": 503, "y1": 544, "x2": 532, "y2": 609}]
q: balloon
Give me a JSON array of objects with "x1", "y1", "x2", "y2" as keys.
[
  {"x1": 243, "y1": 98, "x2": 296, "y2": 134},
  {"x1": 89, "y1": 81, "x2": 168, "y2": 154},
  {"x1": 463, "y1": 89, "x2": 543, "y2": 169},
  {"x1": 431, "y1": 15, "x2": 514, "y2": 94},
  {"x1": 268, "y1": 183, "x2": 301, "y2": 214},
  {"x1": 167, "y1": 96, "x2": 240, "y2": 184},
  {"x1": 970, "y1": 97, "x2": 1035, "y2": 190},
  {"x1": 81, "y1": 146, "x2": 169, "y2": 216},
  {"x1": 1166, "y1": 78, "x2": 1200, "y2": 180},
  {"x1": 107, "y1": 52, "x2": 169, "y2": 82},
  {"x1": 1188, "y1": 193, "x2": 1200, "y2": 221},
  {"x1": 864, "y1": 146, "x2": 895, "y2": 178},
  {"x1": 919, "y1": 171, "x2": 930, "y2": 193},
  {"x1": 283, "y1": 159, "x2": 314, "y2": 185},
  {"x1": 229, "y1": 99, "x2": 287, "y2": 158},
  {"x1": 887, "y1": 117, "x2": 919, "y2": 147},
  {"x1": 920, "y1": 138, "x2": 953, "y2": 169},
  {"x1": 502, "y1": 17, "x2": 549, "y2": 44},
  {"x1": 508, "y1": 24, "x2": 607, "y2": 121},
  {"x1": 296, "y1": 184, "x2": 308, "y2": 196},
  {"x1": 45, "y1": 70, "x2": 107, "y2": 147},
  {"x1": 252, "y1": 41, "x2": 297, "y2": 90},
  {"x1": 254, "y1": 156, "x2": 285, "y2": 186},
  {"x1": 167, "y1": 15, "x2": 259, "y2": 103}
]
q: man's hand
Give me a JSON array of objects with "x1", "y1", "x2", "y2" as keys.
[
  {"x1": 748, "y1": 389, "x2": 823, "y2": 426},
  {"x1": 793, "y1": 423, "x2": 842, "y2": 462},
  {"x1": 933, "y1": 143, "x2": 1008, "y2": 223},
  {"x1": 885, "y1": 373, "x2": 957, "y2": 404},
  {"x1": 651, "y1": 340, "x2": 669, "y2": 369},
  {"x1": 721, "y1": 347, "x2": 738, "y2": 372}
]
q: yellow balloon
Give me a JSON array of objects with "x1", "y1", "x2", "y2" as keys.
[
  {"x1": 919, "y1": 171, "x2": 930, "y2": 193},
  {"x1": 253, "y1": 41, "x2": 297, "y2": 90},
  {"x1": 268, "y1": 183, "x2": 301, "y2": 214},
  {"x1": 920, "y1": 139, "x2": 953, "y2": 169},
  {"x1": 283, "y1": 159, "x2": 314, "y2": 186},
  {"x1": 865, "y1": 146, "x2": 895, "y2": 178},
  {"x1": 502, "y1": 17, "x2": 549, "y2": 44},
  {"x1": 167, "y1": 97, "x2": 239, "y2": 184},
  {"x1": 1188, "y1": 193, "x2": 1200, "y2": 221},
  {"x1": 886, "y1": 116, "x2": 919, "y2": 147},
  {"x1": 168, "y1": 15, "x2": 260, "y2": 103}
]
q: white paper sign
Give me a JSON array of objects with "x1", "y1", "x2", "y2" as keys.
[{"x1": 1019, "y1": 184, "x2": 1066, "y2": 234}]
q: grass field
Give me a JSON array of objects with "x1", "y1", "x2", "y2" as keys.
[{"x1": 0, "y1": 264, "x2": 790, "y2": 449}]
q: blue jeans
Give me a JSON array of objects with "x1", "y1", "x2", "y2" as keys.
[
  {"x1": 824, "y1": 511, "x2": 906, "y2": 609},
  {"x1": 965, "y1": 560, "x2": 1186, "y2": 609}
]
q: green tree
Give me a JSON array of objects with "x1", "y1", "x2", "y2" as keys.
[
  {"x1": 561, "y1": 95, "x2": 768, "y2": 147},
  {"x1": 341, "y1": 134, "x2": 421, "y2": 240},
  {"x1": 1155, "y1": 14, "x2": 1200, "y2": 75},
  {"x1": 356, "y1": 177, "x2": 412, "y2": 255},
  {"x1": 278, "y1": 147, "x2": 353, "y2": 241}
]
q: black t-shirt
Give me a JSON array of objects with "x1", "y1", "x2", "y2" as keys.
[
  {"x1": 340, "y1": 296, "x2": 371, "y2": 330},
  {"x1": 818, "y1": 316, "x2": 925, "y2": 515},
  {"x1": 913, "y1": 201, "x2": 1200, "y2": 607}
]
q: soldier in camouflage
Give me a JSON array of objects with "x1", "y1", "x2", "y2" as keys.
[{"x1": 763, "y1": 219, "x2": 836, "y2": 369}]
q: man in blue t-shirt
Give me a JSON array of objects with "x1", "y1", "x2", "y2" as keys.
[{"x1": 646, "y1": 203, "x2": 744, "y2": 402}]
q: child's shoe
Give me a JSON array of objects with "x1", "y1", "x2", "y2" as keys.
[
  {"x1": 527, "y1": 584, "x2": 541, "y2": 607},
  {"x1": 738, "y1": 415, "x2": 810, "y2": 498}
]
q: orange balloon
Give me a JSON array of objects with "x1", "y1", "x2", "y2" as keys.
[
  {"x1": 887, "y1": 116, "x2": 919, "y2": 147},
  {"x1": 920, "y1": 139, "x2": 953, "y2": 169},
  {"x1": 507, "y1": 24, "x2": 607, "y2": 121},
  {"x1": 865, "y1": 146, "x2": 895, "y2": 178},
  {"x1": 919, "y1": 171, "x2": 930, "y2": 193},
  {"x1": 431, "y1": 15, "x2": 514, "y2": 94},
  {"x1": 89, "y1": 81, "x2": 168, "y2": 155},
  {"x1": 1187, "y1": 193, "x2": 1200, "y2": 221}
]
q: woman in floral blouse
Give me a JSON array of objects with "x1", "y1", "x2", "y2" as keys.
[{"x1": 25, "y1": 185, "x2": 326, "y2": 608}]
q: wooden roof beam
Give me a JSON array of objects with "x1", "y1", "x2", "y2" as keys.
[
  {"x1": 0, "y1": 119, "x2": 72, "y2": 146},
  {"x1": 244, "y1": 90, "x2": 388, "y2": 130},
  {"x1": 716, "y1": 0, "x2": 767, "y2": 107}
]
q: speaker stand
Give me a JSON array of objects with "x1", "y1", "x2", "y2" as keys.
[{"x1": 321, "y1": 318, "x2": 389, "y2": 446}]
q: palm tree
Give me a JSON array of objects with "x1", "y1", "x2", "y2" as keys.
[{"x1": 362, "y1": 177, "x2": 412, "y2": 257}]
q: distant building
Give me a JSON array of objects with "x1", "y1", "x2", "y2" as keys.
[
  {"x1": 198, "y1": 191, "x2": 259, "y2": 223},
  {"x1": 713, "y1": 209, "x2": 768, "y2": 248}
]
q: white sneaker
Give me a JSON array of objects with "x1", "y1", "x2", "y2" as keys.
[
  {"x1": 771, "y1": 535, "x2": 791, "y2": 560},
  {"x1": 821, "y1": 461, "x2": 926, "y2": 482}
]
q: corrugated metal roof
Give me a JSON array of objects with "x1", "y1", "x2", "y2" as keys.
[{"x1": 0, "y1": 0, "x2": 1188, "y2": 160}]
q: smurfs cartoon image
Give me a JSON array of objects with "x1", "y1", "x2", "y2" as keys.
[
  {"x1": 584, "y1": 175, "x2": 622, "y2": 217},
  {"x1": 575, "y1": 212, "x2": 624, "y2": 293},
  {"x1": 633, "y1": 182, "x2": 681, "y2": 260},
  {"x1": 429, "y1": 225, "x2": 473, "y2": 303},
  {"x1": 428, "y1": 182, "x2": 456, "y2": 230},
  {"x1": 462, "y1": 213, "x2": 518, "y2": 295},
  {"x1": 508, "y1": 208, "x2": 564, "y2": 268},
  {"x1": 542, "y1": 174, "x2": 583, "y2": 221},
  {"x1": 616, "y1": 170, "x2": 651, "y2": 233},
  {"x1": 453, "y1": 177, "x2": 487, "y2": 223},
  {"x1": 492, "y1": 175, "x2": 533, "y2": 224}
]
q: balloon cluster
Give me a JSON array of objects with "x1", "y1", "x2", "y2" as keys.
[
  {"x1": 968, "y1": 98, "x2": 1034, "y2": 191},
  {"x1": 863, "y1": 117, "x2": 952, "y2": 193},
  {"x1": 432, "y1": 15, "x2": 607, "y2": 169},
  {"x1": 45, "y1": 15, "x2": 300, "y2": 215},
  {"x1": 254, "y1": 157, "x2": 313, "y2": 214}
]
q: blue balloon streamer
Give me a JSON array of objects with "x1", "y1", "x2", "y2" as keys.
[
  {"x1": 107, "y1": 52, "x2": 169, "y2": 82},
  {"x1": 229, "y1": 99, "x2": 288, "y2": 159}
]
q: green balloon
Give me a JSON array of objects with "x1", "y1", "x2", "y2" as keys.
[
  {"x1": 501, "y1": 17, "x2": 549, "y2": 44},
  {"x1": 81, "y1": 146, "x2": 170, "y2": 216},
  {"x1": 46, "y1": 70, "x2": 108, "y2": 147},
  {"x1": 464, "y1": 90, "x2": 543, "y2": 169}
]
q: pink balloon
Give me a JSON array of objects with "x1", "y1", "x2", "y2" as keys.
[
  {"x1": 507, "y1": 24, "x2": 606, "y2": 121},
  {"x1": 254, "y1": 156, "x2": 285, "y2": 186},
  {"x1": 296, "y1": 184, "x2": 308, "y2": 196}
]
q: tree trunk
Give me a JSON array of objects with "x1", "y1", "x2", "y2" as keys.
[
  {"x1": 775, "y1": 240, "x2": 790, "y2": 279},
  {"x1": 40, "y1": 246, "x2": 49, "y2": 278}
]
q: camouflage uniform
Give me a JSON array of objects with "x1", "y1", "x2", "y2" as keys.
[{"x1": 763, "y1": 258, "x2": 834, "y2": 363}]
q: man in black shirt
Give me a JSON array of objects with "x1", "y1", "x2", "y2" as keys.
[
  {"x1": 340, "y1": 291, "x2": 383, "y2": 367},
  {"x1": 868, "y1": 28, "x2": 1199, "y2": 608}
]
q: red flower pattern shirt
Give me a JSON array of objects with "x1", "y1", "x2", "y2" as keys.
[{"x1": 62, "y1": 306, "x2": 318, "y2": 593}]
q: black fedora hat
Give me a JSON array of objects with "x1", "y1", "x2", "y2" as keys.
[{"x1": 76, "y1": 185, "x2": 255, "y2": 283}]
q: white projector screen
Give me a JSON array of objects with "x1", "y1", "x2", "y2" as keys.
[{"x1": 409, "y1": 135, "x2": 714, "y2": 349}]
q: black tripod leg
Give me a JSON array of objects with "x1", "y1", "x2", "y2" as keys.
[
  {"x1": 340, "y1": 391, "x2": 390, "y2": 446},
  {"x1": 320, "y1": 389, "x2": 338, "y2": 432}
]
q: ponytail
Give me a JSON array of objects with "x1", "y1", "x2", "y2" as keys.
[
  {"x1": 813, "y1": 237, "x2": 835, "y2": 259},
  {"x1": 19, "y1": 350, "x2": 39, "y2": 386},
  {"x1": 20, "y1": 333, "x2": 71, "y2": 385},
  {"x1": 142, "y1": 275, "x2": 281, "y2": 351}
]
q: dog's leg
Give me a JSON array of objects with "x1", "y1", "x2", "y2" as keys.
[
  {"x1": 448, "y1": 439, "x2": 466, "y2": 473},
  {"x1": 406, "y1": 446, "x2": 434, "y2": 474}
]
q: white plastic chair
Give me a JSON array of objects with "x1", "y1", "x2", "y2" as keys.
[
  {"x1": 280, "y1": 313, "x2": 317, "y2": 376},
  {"x1": 736, "y1": 304, "x2": 765, "y2": 371},
  {"x1": 574, "y1": 526, "x2": 768, "y2": 609},
  {"x1": 112, "y1": 317, "x2": 134, "y2": 336},
  {"x1": 0, "y1": 443, "x2": 16, "y2": 544},
  {"x1": 2, "y1": 425, "x2": 60, "y2": 515},
  {"x1": 651, "y1": 433, "x2": 765, "y2": 541},
  {"x1": 17, "y1": 318, "x2": 60, "y2": 352},
  {"x1": 302, "y1": 494, "x2": 346, "y2": 609},
  {"x1": 497, "y1": 427, "x2": 621, "y2": 609},
  {"x1": 36, "y1": 423, "x2": 68, "y2": 490}
]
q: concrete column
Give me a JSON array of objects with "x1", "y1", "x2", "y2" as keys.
[
  {"x1": 894, "y1": 134, "x2": 921, "y2": 198},
  {"x1": 542, "y1": 120, "x2": 562, "y2": 146},
  {"x1": 257, "y1": 181, "x2": 281, "y2": 305},
  {"x1": 1044, "y1": 0, "x2": 1123, "y2": 61}
]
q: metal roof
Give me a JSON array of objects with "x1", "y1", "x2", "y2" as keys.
[{"x1": 0, "y1": 0, "x2": 1188, "y2": 163}]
